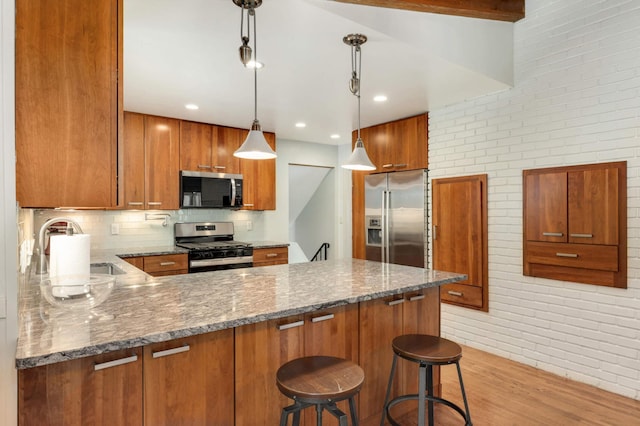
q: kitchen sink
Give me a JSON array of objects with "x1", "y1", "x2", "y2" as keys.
[{"x1": 89, "y1": 262, "x2": 126, "y2": 275}]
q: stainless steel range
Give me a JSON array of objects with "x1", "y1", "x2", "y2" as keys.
[{"x1": 175, "y1": 222, "x2": 253, "y2": 273}]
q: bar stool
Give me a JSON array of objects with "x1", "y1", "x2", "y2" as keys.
[
  {"x1": 276, "y1": 355, "x2": 365, "y2": 426},
  {"x1": 380, "y1": 334, "x2": 472, "y2": 426}
]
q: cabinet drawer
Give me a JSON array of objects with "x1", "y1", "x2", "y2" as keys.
[
  {"x1": 253, "y1": 247, "x2": 288, "y2": 265},
  {"x1": 526, "y1": 242, "x2": 618, "y2": 272},
  {"x1": 440, "y1": 284, "x2": 483, "y2": 309},
  {"x1": 144, "y1": 254, "x2": 188, "y2": 273}
]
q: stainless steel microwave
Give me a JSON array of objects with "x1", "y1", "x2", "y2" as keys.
[{"x1": 180, "y1": 171, "x2": 243, "y2": 208}]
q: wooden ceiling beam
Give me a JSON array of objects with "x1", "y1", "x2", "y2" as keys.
[{"x1": 335, "y1": 0, "x2": 525, "y2": 22}]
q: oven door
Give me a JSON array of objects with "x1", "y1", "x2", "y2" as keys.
[{"x1": 189, "y1": 256, "x2": 253, "y2": 273}]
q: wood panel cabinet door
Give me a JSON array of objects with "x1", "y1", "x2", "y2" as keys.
[
  {"x1": 215, "y1": 126, "x2": 243, "y2": 174},
  {"x1": 144, "y1": 329, "x2": 234, "y2": 425},
  {"x1": 524, "y1": 171, "x2": 567, "y2": 243},
  {"x1": 122, "y1": 112, "x2": 146, "y2": 209},
  {"x1": 19, "y1": 348, "x2": 142, "y2": 426},
  {"x1": 144, "y1": 115, "x2": 180, "y2": 210},
  {"x1": 240, "y1": 132, "x2": 276, "y2": 210},
  {"x1": 180, "y1": 121, "x2": 215, "y2": 172},
  {"x1": 235, "y1": 315, "x2": 305, "y2": 426},
  {"x1": 433, "y1": 174, "x2": 488, "y2": 311},
  {"x1": 396, "y1": 113, "x2": 428, "y2": 171},
  {"x1": 16, "y1": 0, "x2": 121, "y2": 208}
]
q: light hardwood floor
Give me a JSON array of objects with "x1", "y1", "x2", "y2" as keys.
[{"x1": 382, "y1": 344, "x2": 640, "y2": 425}]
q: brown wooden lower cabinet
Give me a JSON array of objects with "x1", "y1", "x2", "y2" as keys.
[
  {"x1": 252, "y1": 246, "x2": 288, "y2": 266},
  {"x1": 18, "y1": 348, "x2": 143, "y2": 426},
  {"x1": 122, "y1": 254, "x2": 188, "y2": 276}
]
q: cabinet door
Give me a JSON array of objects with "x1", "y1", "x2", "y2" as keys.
[
  {"x1": 253, "y1": 247, "x2": 288, "y2": 266},
  {"x1": 568, "y1": 167, "x2": 619, "y2": 245},
  {"x1": 215, "y1": 126, "x2": 242, "y2": 174},
  {"x1": 144, "y1": 115, "x2": 180, "y2": 210},
  {"x1": 235, "y1": 315, "x2": 305, "y2": 426},
  {"x1": 358, "y1": 296, "x2": 404, "y2": 422},
  {"x1": 366, "y1": 122, "x2": 392, "y2": 171},
  {"x1": 19, "y1": 348, "x2": 142, "y2": 426},
  {"x1": 16, "y1": 0, "x2": 120, "y2": 208},
  {"x1": 524, "y1": 171, "x2": 567, "y2": 242},
  {"x1": 180, "y1": 121, "x2": 214, "y2": 172},
  {"x1": 240, "y1": 132, "x2": 276, "y2": 210},
  {"x1": 122, "y1": 112, "x2": 146, "y2": 209},
  {"x1": 144, "y1": 329, "x2": 234, "y2": 426},
  {"x1": 397, "y1": 113, "x2": 428, "y2": 171}
]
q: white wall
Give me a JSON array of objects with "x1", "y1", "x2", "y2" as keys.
[
  {"x1": 1, "y1": 0, "x2": 18, "y2": 423},
  {"x1": 429, "y1": 0, "x2": 640, "y2": 400},
  {"x1": 294, "y1": 169, "x2": 335, "y2": 259}
]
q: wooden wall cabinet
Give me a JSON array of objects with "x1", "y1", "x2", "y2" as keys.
[
  {"x1": 16, "y1": 0, "x2": 121, "y2": 208},
  {"x1": 18, "y1": 348, "x2": 143, "y2": 425},
  {"x1": 523, "y1": 161, "x2": 626, "y2": 288},
  {"x1": 358, "y1": 287, "x2": 440, "y2": 423},
  {"x1": 180, "y1": 122, "x2": 243, "y2": 174},
  {"x1": 123, "y1": 112, "x2": 180, "y2": 210},
  {"x1": 352, "y1": 114, "x2": 428, "y2": 259},
  {"x1": 432, "y1": 174, "x2": 489, "y2": 311},
  {"x1": 253, "y1": 247, "x2": 288, "y2": 267},
  {"x1": 239, "y1": 132, "x2": 277, "y2": 210},
  {"x1": 143, "y1": 329, "x2": 234, "y2": 425}
]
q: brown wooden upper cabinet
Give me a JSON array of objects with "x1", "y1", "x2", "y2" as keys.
[
  {"x1": 523, "y1": 161, "x2": 626, "y2": 288},
  {"x1": 123, "y1": 112, "x2": 180, "y2": 210},
  {"x1": 239, "y1": 132, "x2": 277, "y2": 211},
  {"x1": 180, "y1": 122, "x2": 243, "y2": 174},
  {"x1": 16, "y1": 0, "x2": 121, "y2": 208},
  {"x1": 352, "y1": 113, "x2": 428, "y2": 259},
  {"x1": 432, "y1": 174, "x2": 488, "y2": 311}
]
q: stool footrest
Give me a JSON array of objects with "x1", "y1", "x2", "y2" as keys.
[{"x1": 384, "y1": 393, "x2": 472, "y2": 426}]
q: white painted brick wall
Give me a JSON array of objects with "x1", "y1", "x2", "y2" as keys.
[{"x1": 429, "y1": 0, "x2": 640, "y2": 400}]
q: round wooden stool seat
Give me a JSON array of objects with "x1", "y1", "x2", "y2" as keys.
[
  {"x1": 392, "y1": 334, "x2": 462, "y2": 364},
  {"x1": 276, "y1": 356, "x2": 364, "y2": 403}
]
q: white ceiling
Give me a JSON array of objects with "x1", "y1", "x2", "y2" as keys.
[{"x1": 124, "y1": 0, "x2": 514, "y2": 146}]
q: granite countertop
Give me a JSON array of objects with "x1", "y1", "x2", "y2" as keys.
[{"x1": 16, "y1": 256, "x2": 465, "y2": 369}]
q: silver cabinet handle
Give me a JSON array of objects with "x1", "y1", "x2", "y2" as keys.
[
  {"x1": 128, "y1": 201, "x2": 143, "y2": 206},
  {"x1": 277, "y1": 320, "x2": 304, "y2": 331},
  {"x1": 152, "y1": 345, "x2": 190, "y2": 359},
  {"x1": 148, "y1": 202, "x2": 162, "y2": 206},
  {"x1": 570, "y1": 233, "x2": 593, "y2": 238},
  {"x1": 266, "y1": 253, "x2": 279, "y2": 258},
  {"x1": 244, "y1": 203, "x2": 254, "y2": 207},
  {"x1": 447, "y1": 290, "x2": 463, "y2": 297},
  {"x1": 214, "y1": 165, "x2": 226, "y2": 169},
  {"x1": 556, "y1": 253, "x2": 578, "y2": 258},
  {"x1": 382, "y1": 164, "x2": 393, "y2": 168},
  {"x1": 311, "y1": 314, "x2": 335, "y2": 323},
  {"x1": 542, "y1": 232, "x2": 563, "y2": 237},
  {"x1": 94, "y1": 355, "x2": 138, "y2": 371},
  {"x1": 433, "y1": 225, "x2": 437, "y2": 240},
  {"x1": 198, "y1": 165, "x2": 212, "y2": 169},
  {"x1": 408, "y1": 294, "x2": 425, "y2": 302},
  {"x1": 386, "y1": 299, "x2": 405, "y2": 306},
  {"x1": 394, "y1": 163, "x2": 407, "y2": 168},
  {"x1": 160, "y1": 261, "x2": 176, "y2": 266}
]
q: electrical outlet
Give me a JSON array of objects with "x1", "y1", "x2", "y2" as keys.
[
  {"x1": 111, "y1": 223, "x2": 120, "y2": 235},
  {"x1": 246, "y1": 221, "x2": 253, "y2": 231}
]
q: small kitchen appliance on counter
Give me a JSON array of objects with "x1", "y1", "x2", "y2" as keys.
[{"x1": 175, "y1": 222, "x2": 253, "y2": 273}]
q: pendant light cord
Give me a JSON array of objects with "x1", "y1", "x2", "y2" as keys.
[
  {"x1": 352, "y1": 45, "x2": 362, "y2": 140},
  {"x1": 252, "y1": 7, "x2": 258, "y2": 122}
]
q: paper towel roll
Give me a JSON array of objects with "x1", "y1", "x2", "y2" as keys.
[{"x1": 49, "y1": 234, "x2": 91, "y2": 296}]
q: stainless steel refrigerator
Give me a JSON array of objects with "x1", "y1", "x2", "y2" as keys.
[{"x1": 364, "y1": 169, "x2": 426, "y2": 268}]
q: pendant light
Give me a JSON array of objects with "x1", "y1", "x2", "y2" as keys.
[
  {"x1": 341, "y1": 33, "x2": 375, "y2": 171},
  {"x1": 233, "y1": 0, "x2": 276, "y2": 160}
]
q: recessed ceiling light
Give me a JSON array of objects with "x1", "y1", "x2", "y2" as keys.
[
  {"x1": 246, "y1": 60, "x2": 264, "y2": 69},
  {"x1": 373, "y1": 95, "x2": 388, "y2": 102},
  {"x1": 330, "y1": 134, "x2": 340, "y2": 139},
  {"x1": 185, "y1": 104, "x2": 199, "y2": 110},
  {"x1": 295, "y1": 122, "x2": 306, "y2": 128}
]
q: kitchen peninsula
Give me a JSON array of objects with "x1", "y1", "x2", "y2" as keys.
[{"x1": 16, "y1": 257, "x2": 465, "y2": 424}]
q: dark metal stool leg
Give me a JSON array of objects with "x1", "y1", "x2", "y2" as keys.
[
  {"x1": 316, "y1": 404, "x2": 323, "y2": 425},
  {"x1": 456, "y1": 361, "x2": 473, "y2": 426},
  {"x1": 380, "y1": 354, "x2": 399, "y2": 426},
  {"x1": 417, "y1": 363, "x2": 426, "y2": 426},
  {"x1": 293, "y1": 408, "x2": 301, "y2": 426},
  {"x1": 349, "y1": 396, "x2": 359, "y2": 426},
  {"x1": 426, "y1": 364, "x2": 434, "y2": 426}
]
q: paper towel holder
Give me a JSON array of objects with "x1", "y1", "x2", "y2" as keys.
[{"x1": 36, "y1": 217, "x2": 84, "y2": 275}]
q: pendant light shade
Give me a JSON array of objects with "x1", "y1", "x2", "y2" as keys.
[
  {"x1": 232, "y1": 0, "x2": 276, "y2": 160},
  {"x1": 341, "y1": 33, "x2": 375, "y2": 171}
]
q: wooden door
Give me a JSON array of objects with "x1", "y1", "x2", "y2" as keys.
[
  {"x1": 568, "y1": 167, "x2": 619, "y2": 245},
  {"x1": 358, "y1": 296, "x2": 404, "y2": 423},
  {"x1": 16, "y1": 0, "x2": 120, "y2": 208},
  {"x1": 523, "y1": 171, "x2": 567, "y2": 242},
  {"x1": 143, "y1": 330, "x2": 234, "y2": 425},
  {"x1": 122, "y1": 112, "x2": 146, "y2": 209},
  {"x1": 180, "y1": 121, "x2": 214, "y2": 172},
  {"x1": 433, "y1": 174, "x2": 488, "y2": 311},
  {"x1": 240, "y1": 132, "x2": 276, "y2": 210},
  {"x1": 144, "y1": 115, "x2": 180, "y2": 210},
  {"x1": 215, "y1": 126, "x2": 243, "y2": 174},
  {"x1": 235, "y1": 315, "x2": 305, "y2": 426},
  {"x1": 19, "y1": 348, "x2": 142, "y2": 426}
]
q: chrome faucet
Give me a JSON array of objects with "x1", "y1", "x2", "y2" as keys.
[{"x1": 35, "y1": 217, "x2": 84, "y2": 275}]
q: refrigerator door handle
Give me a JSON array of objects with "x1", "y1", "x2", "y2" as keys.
[
  {"x1": 381, "y1": 190, "x2": 386, "y2": 263},
  {"x1": 385, "y1": 190, "x2": 391, "y2": 263}
]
